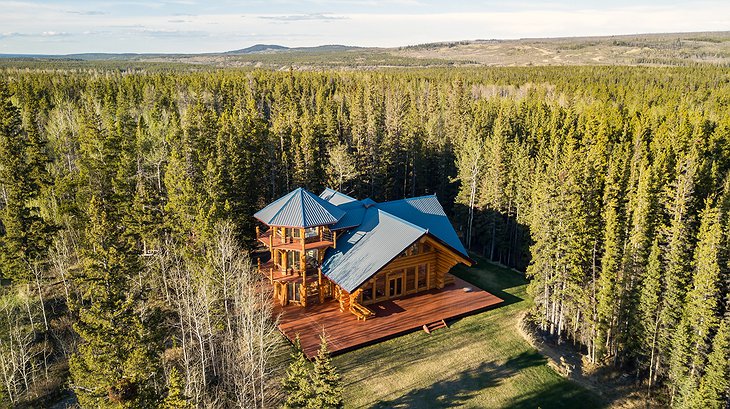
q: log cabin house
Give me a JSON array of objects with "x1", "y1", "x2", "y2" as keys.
[{"x1": 254, "y1": 187, "x2": 474, "y2": 321}]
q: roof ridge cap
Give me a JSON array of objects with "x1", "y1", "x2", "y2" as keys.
[
  {"x1": 300, "y1": 188, "x2": 306, "y2": 227},
  {"x1": 377, "y1": 208, "x2": 427, "y2": 233},
  {"x1": 269, "y1": 190, "x2": 297, "y2": 225},
  {"x1": 380, "y1": 194, "x2": 438, "y2": 205}
]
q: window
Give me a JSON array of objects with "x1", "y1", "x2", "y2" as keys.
[
  {"x1": 288, "y1": 282, "x2": 300, "y2": 302},
  {"x1": 422, "y1": 242, "x2": 432, "y2": 253},
  {"x1": 287, "y1": 251, "x2": 300, "y2": 271},
  {"x1": 375, "y1": 275, "x2": 386, "y2": 300},
  {"x1": 306, "y1": 249, "x2": 318, "y2": 268},
  {"x1": 362, "y1": 285, "x2": 373, "y2": 302},
  {"x1": 417, "y1": 264, "x2": 428, "y2": 290},
  {"x1": 406, "y1": 267, "x2": 416, "y2": 292},
  {"x1": 305, "y1": 227, "x2": 318, "y2": 238},
  {"x1": 292, "y1": 228, "x2": 301, "y2": 238}
]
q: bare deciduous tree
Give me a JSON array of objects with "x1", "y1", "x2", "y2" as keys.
[{"x1": 161, "y1": 221, "x2": 282, "y2": 408}]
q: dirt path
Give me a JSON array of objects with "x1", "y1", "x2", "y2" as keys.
[{"x1": 517, "y1": 313, "x2": 656, "y2": 408}]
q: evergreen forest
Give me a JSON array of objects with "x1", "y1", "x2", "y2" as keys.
[{"x1": 0, "y1": 65, "x2": 729, "y2": 407}]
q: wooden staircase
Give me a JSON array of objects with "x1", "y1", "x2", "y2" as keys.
[{"x1": 422, "y1": 319, "x2": 448, "y2": 334}]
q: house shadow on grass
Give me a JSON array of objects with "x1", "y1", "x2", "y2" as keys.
[
  {"x1": 368, "y1": 351, "x2": 555, "y2": 409},
  {"x1": 450, "y1": 257, "x2": 525, "y2": 309}
]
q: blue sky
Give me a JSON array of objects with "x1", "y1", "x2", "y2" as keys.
[{"x1": 1, "y1": 0, "x2": 728, "y2": 54}]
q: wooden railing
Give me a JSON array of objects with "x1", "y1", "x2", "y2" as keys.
[{"x1": 257, "y1": 226, "x2": 337, "y2": 248}]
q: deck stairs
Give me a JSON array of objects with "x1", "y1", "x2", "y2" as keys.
[{"x1": 422, "y1": 319, "x2": 448, "y2": 334}]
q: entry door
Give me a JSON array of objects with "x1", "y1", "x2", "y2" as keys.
[{"x1": 388, "y1": 276, "x2": 403, "y2": 298}]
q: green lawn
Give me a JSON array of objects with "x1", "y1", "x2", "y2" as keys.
[{"x1": 332, "y1": 257, "x2": 605, "y2": 409}]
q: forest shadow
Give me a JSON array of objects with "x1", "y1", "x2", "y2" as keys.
[
  {"x1": 452, "y1": 204, "x2": 533, "y2": 272},
  {"x1": 366, "y1": 351, "x2": 551, "y2": 408}
]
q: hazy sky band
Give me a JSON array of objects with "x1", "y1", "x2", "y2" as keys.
[{"x1": 1, "y1": 0, "x2": 729, "y2": 54}]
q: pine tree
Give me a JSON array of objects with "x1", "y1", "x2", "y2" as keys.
[
  {"x1": 161, "y1": 367, "x2": 192, "y2": 409},
  {"x1": 282, "y1": 336, "x2": 313, "y2": 409},
  {"x1": 309, "y1": 335, "x2": 344, "y2": 409}
]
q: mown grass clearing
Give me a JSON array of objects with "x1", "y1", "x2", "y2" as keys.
[{"x1": 333, "y1": 256, "x2": 604, "y2": 408}]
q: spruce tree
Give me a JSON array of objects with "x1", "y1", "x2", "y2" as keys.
[
  {"x1": 0, "y1": 80, "x2": 54, "y2": 282},
  {"x1": 309, "y1": 335, "x2": 344, "y2": 409},
  {"x1": 659, "y1": 154, "x2": 700, "y2": 375},
  {"x1": 69, "y1": 196, "x2": 162, "y2": 408},
  {"x1": 693, "y1": 319, "x2": 729, "y2": 409},
  {"x1": 596, "y1": 155, "x2": 627, "y2": 361},
  {"x1": 282, "y1": 336, "x2": 313, "y2": 409},
  {"x1": 638, "y1": 238, "x2": 664, "y2": 393},
  {"x1": 162, "y1": 367, "x2": 192, "y2": 409},
  {"x1": 670, "y1": 199, "x2": 725, "y2": 405}
]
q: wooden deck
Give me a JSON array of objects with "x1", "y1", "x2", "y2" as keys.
[{"x1": 276, "y1": 275, "x2": 503, "y2": 358}]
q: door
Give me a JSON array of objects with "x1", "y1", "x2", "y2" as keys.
[{"x1": 388, "y1": 276, "x2": 403, "y2": 298}]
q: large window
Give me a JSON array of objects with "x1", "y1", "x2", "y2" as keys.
[
  {"x1": 375, "y1": 275, "x2": 386, "y2": 300},
  {"x1": 287, "y1": 251, "x2": 300, "y2": 271},
  {"x1": 405, "y1": 267, "x2": 416, "y2": 292},
  {"x1": 417, "y1": 264, "x2": 428, "y2": 290},
  {"x1": 362, "y1": 285, "x2": 373, "y2": 302}
]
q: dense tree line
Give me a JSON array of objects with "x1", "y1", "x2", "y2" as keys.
[{"x1": 0, "y1": 65, "x2": 728, "y2": 406}]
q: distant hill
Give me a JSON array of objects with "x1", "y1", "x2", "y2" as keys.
[
  {"x1": 224, "y1": 44, "x2": 359, "y2": 55},
  {"x1": 224, "y1": 44, "x2": 289, "y2": 55},
  {"x1": 2, "y1": 31, "x2": 729, "y2": 69}
]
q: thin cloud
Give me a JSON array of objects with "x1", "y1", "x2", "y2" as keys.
[
  {"x1": 0, "y1": 32, "x2": 26, "y2": 39},
  {"x1": 66, "y1": 10, "x2": 107, "y2": 16},
  {"x1": 259, "y1": 13, "x2": 348, "y2": 22},
  {"x1": 41, "y1": 31, "x2": 70, "y2": 37}
]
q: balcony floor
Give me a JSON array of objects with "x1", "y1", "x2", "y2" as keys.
[{"x1": 257, "y1": 230, "x2": 334, "y2": 251}]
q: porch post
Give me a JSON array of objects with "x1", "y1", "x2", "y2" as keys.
[
  {"x1": 301, "y1": 228, "x2": 307, "y2": 307},
  {"x1": 318, "y1": 268, "x2": 324, "y2": 304}
]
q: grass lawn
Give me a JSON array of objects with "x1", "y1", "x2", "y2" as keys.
[{"x1": 332, "y1": 256, "x2": 605, "y2": 409}]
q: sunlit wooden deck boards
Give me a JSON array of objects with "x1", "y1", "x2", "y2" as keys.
[{"x1": 276, "y1": 275, "x2": 503, "y2": 358}]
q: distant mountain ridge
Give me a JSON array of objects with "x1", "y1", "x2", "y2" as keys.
[
  {"x1": 1, "y1": 31, "x2": 729, "y2": 68},
  {"x1": 224, "y1": 44, "x2": 288, "y2": 54},
  {"x1": 224, "y1": 44, "x2": 360, "y2": 55}
]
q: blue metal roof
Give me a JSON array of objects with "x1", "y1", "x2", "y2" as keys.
[
  {"x1": 319, "y1": 188, "x2": 357, "y2": 205},
  {"x1": 321, "y1": 208, "x2": 426, "y2": 292},
  {"x1": 376, "y1": 195, "x2": 469, "y2": 258},
  {"x1": 329, "y1": 200, "x2": 369, "y2": 230},
  {"x1": 256, "y1": 188, "x2": 471, "y2": 292},
  {"x1": 254, "y1": 188, "x2": 345, "y2": 228}
]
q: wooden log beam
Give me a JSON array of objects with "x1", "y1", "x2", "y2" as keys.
[{"x1": 301, "y1": 230, "x2": 307, "y2": 307}]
